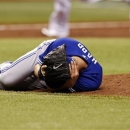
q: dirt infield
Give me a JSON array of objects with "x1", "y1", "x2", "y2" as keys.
[
  {"x1": 0, "y1": 21, "x2": 130, "y2": 96},
  {"x1": 0, "y1": 21, "x2": 130, "y2": 37},
  {"x1": 79, "y1": 74, "x2": 130, "y2": 96}
]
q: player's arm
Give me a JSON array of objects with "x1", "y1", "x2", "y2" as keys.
[
  {"x1": 34, "y1": 57, "x2": 85, "y2": 90},
  {"x1": 50, "y1": 60, "x2": 79, "y2": 92},
  {"x1": 62, "y1": 60, "x2": 79, "y2": 88},
  {"x1": 34, "y1": 64, "x2": 55, "y2": 92},
  {"x1": 33, "y1": 61, "x2": 78, "y2": 92},
  {"x1": 61, "y1": 56, "x2": 88, "y2": 89}
]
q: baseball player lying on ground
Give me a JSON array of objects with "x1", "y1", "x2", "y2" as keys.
[{"x1": 0, "y1": 38, "x2": 103, "y2": 93}]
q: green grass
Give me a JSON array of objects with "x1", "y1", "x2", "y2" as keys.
[
  {"x1": 0, "y1": 1, "x2": 130, "y2": 24},
  {"x1": 0, "y1": 91, "x2": 130, "y2": 130},
  {"x1": 0, "y1": 37, "x2": 130, "y2": 130}
]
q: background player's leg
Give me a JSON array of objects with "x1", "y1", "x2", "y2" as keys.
[{"x1": 42, "y1": 0, "x2": 71, "y2": 37}]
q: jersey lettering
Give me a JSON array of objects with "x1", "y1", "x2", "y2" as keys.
[
  {"x1": 78, "y1": 43, "x2": 87, "y2": 53},
  {"x1": 78, "y1": 43, "x2": 84, "y2": 49},
  {"x1": 87, "y1": 53, "x2": 92, "y2": 58},
  {"x1": 78, "y1": 43, "x2": 97, "y2": 64},
  {"x1": 92, "y1": 58, "x2": 97, "y2": 64},
  {"x1": 82, "y1": 48, "x2": 87, "y2": 53}
]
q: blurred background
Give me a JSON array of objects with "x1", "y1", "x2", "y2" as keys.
[{"x1": 0, "y1": 0, "x2": 130, "y2": 37}]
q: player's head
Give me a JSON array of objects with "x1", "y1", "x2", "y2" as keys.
[{"x1": 45, "y1": 57, "x2": 73, "y2": 89}]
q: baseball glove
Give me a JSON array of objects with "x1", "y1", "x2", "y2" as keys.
[{"x1": 38, "y1": 44, "x2": 71, "y2": 89}]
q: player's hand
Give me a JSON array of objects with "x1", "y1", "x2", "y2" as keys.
[
  {"x1": 34, "y1": 64, "x2": 47, "y2": 78},
  {"x1": 63, "y1": 60, "x2": 79, "y2": 88},
  {"x1": 40, "y1": 65, "x2": 47, "y2": 76},
  {"x1": 69, "y1": 60, "x2": 79, "y2": 87},
  {"x1": 57, "y1": 60, "x2": 79, "y2": 89}
]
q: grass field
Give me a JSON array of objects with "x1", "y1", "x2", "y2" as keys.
[
  {"x1": 0, "y1": 0, "x2": 130, "y2": 130},
  {"x1": 0, "y1": 1, "x2": 130, "y2": 24},
  {"x1": 0, "y1": 92, "x2": 130, "y2": 130},
  {"x1": 0, "y1": 38, "x2": 130, "y2": 130}
]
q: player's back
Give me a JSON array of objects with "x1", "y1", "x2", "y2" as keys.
[{"x1": 50, "y1": 38, "x2": 97, "y2": 65}]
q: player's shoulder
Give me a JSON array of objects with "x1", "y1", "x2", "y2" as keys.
[
  {"x1": 51, "y1": 38, "x2": 85, "y2": 51},
  {"x1": 55, "y1": 37, "x2": 79, "y2": 43}
]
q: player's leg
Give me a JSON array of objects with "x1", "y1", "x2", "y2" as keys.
[
  {"x1": 42, "y1": 0, "x2": 71, "y2": 37},
  {"x1": 0, "y1": 40, "x2": 54, "y2": 88},
  {"x1": 49, "y1": 0, "x2": 71, "y2": 35},
  {"x1": 0, "y1": 61, "x2": 13, "y2": 90},
  {"x1": 3, "y1": 74, "x2": 47, "y2": 91}
]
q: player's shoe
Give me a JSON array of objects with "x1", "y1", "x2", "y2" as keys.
[{"x1": 41, "y1": 28, "x2": 69, "y2": 38}]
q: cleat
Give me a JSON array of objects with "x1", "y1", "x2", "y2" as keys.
[{"x1": 41, "y1": 28, "x2": 69, "y2": 38}]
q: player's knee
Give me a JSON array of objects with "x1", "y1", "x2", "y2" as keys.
[{"x1": 0, "y1": 78, "x2": 16, "y2": 88}]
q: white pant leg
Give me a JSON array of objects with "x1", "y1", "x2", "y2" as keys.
[
  {"x1": 0, "y1": 39, "x2": 55, "y2": 87},
  {"x1": 48, "y1": 0, "x2": 71, "y2": 35}
]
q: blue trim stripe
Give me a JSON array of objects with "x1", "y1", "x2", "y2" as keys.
[
  {"x1": 38, "y1": 59, "x2": 42, "y2": 65},
  {"x1": 1, "y1": 45, "x2": 46, "y2": 73},
  {"x1": 1, "y1": 50, "x2": 37, "y2": 73}
]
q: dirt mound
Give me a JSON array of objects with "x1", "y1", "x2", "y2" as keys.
[{"x1": 79, "y1": 74, "x2": 130, "y2": 96}]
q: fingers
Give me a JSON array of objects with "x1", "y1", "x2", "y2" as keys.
[
  {"x1": 41, "y1": 65, "x2": 47, "y2": 76},
  {"x1": 69, "y1": 60, "x2": 79, "y2": 79},
  {"x1": 68, "y1": 60, "x2": 79, "y2": 87},
  {"x1": 41, "y1": 65, "x2": 47, "y2": 70}
]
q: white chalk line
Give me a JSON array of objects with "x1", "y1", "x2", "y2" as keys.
[{"x1": 0, "y1": 21, "x2": 129, "y2": 31}]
